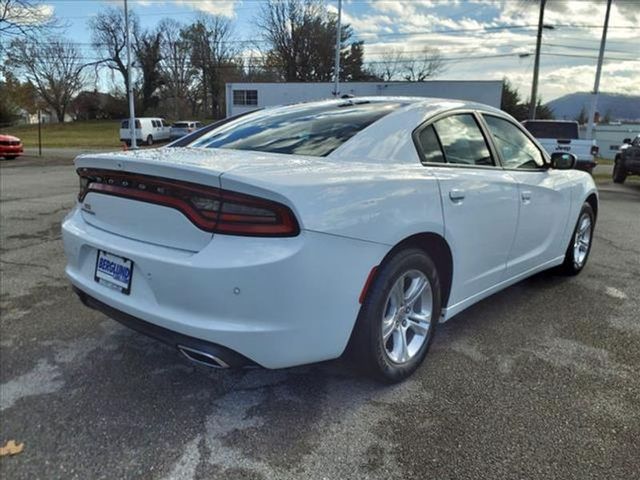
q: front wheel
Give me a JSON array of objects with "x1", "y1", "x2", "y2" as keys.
[
  {"x1": 350, "y1": 249, "x2": 441, "y2": 383},
  {"x1": 558, "y1": 203, "x2": 595, "y2": 276},
  {"x1": 612, "y1": 160, "x2": 627, "y2": 184}
]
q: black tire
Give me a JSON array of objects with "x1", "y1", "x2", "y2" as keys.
[
  {"x1": 558, "y1": 202, "x2": 595, "y2": 276},
  {"x1": 350, "y1": 248, "x2": 441, "y2": 383},
  {"x1": 612, "y1": 159, "x2": 627, "y2": 184},
  {"x1": 5, "y1": 155, "x2": 17, "y2": 160},
  {"x1": 146, "y1": 135, "x2": 153, "y2": 146}
]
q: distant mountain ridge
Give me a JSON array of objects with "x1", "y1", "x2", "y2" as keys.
[{"x1": 546, "y1": 92, "x2": 640, "y2": 122}]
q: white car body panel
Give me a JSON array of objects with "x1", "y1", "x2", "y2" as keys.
[
  {"x1": 64, "y1": 97, "x2": 598, "y2": 368},
  {"x1": 430, "y1": 166, "x2": 520, "y2": 306}
]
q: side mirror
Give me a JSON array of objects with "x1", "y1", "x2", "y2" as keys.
[
  {"x1": 623, "y1": 138, "x2": 632, "y2": 144},
  {"x1": 550, "y1": 152, "x2": 577, "y2": 170}
]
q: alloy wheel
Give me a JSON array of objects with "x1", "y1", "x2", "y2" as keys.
[
  {"x1": 573, "y1": 213, "x2": 592, "y2": 268},
  {"x1": 381, "y1": 270, "x2": 433, "y2": 364}
]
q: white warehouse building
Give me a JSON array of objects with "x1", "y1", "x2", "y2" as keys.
[{"x1": 225, "y1": 80, "x2": 504, "y2": 118}]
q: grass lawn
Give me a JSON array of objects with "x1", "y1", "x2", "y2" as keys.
[{"x1": 4, "y1": 120, "x2": 122, "y2": 149}]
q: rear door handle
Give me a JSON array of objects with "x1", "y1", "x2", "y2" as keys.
[
  {"x1": 449, "y1": 189, "x2": 466, "y2": 202},
  {"x1": 521, "y1": 190, "x2": 532, "y2": 203}
]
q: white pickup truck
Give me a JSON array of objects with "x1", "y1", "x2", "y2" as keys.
[{"x1": 522, "y1": 120, "x2": 599, "y2": 174}]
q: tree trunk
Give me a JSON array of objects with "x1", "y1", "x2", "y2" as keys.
[{"x1": 56, "y1": 107, "x2": 65, "y2": 123}]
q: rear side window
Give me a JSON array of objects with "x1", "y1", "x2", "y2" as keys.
[
  {"x1": 173, "y1": 122, "x2": 188, "y2": 128},
  {"x1": 121, "y1": 120, "x2": 128, "y2": 129},
  {"x1": 483, "y1": 115, "x2": 544, "y2": 169},
  {"x1": 433, "y1": 114, "x2": 493, "y2": 166},
  {"x1": 188, "y1": 101, "x2": 406, "y2": 157},
  {"x1": 416, "y1": 125, "x2": 445, "y2": 164}
]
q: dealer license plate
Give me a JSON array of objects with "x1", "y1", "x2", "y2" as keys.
[{"x1": 95, "y1": 250, "x2": 133, "y2": 294}]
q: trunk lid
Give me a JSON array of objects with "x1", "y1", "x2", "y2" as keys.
[{"x1": 74, "y1": 147, "x2": 321, "y2": 251}]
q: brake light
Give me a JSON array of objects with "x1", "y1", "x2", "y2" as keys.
[
  {"x1": 590, "y1": 145, "x2": 599, "y2": 156},
  {"x1": 77, "y1": 168, "x2": 299, "y2": 237}
]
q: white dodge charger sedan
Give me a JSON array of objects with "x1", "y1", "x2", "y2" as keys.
[{"x1": 63, "y1": 97, "x2": 598, "y2": 382}]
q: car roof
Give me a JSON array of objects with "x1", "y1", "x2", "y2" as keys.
[{"x1": 260, "y1": 96, "x2": 508, "y2": 125}]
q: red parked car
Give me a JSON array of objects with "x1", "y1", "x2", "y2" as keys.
[{"x1": 0, "y1": 134, "x2": 24, "y2": 159}]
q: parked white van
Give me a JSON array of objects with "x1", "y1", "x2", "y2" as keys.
[{"x1": 119, "y1": 118, "x2": 171, "y2": 146}]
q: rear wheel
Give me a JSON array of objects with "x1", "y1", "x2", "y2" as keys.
[
  {"x1": 351, "y1": 249, "x2": 441, "y2": 383},
  {"x1": 146, "y1": 135, "x2": 153, "y2": 146},
  {"x1": 613, "y1": 159, "x2": 627, "y2": 184},
  {"x1": 558, "y1": 202, "x2": 595, "y2": 276},
  {"x1": 4, "y1": 155, "x2": 17, "y2": 160}
]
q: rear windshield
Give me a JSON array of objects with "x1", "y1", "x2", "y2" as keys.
[
  {"x1": 188, "y1": 101, "x2": 405, "y2": 157},
  {"x1": 523, "y1": 121, "x2": 579, "y2": 139},
  {"x1": 173, "y1": 122, "x2": 189, "y2": 128}
]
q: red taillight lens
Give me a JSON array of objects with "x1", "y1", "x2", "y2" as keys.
[
  {"x1": 77, "y1": 168, "x2": 299, "y2": 237},
  {"x1": 590, "y1": 145, "x2": 599, "y2": 156}
]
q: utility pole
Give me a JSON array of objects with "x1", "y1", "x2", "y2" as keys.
[
  {"x1": 586, "y1": 0, "x2": 612, "y2": 140},
  {"x1": 124, "y1": 0, "x2": 137, "y2": 149},
  {"x1": 37, "y1": 110, "x2": 42, "y2": 157},
  {"x1": 333, "y1": 0, "x2": 342, "y2": 98},
  {"x1": 529, "y1": 0, "x2": 547, "y2": 120}
]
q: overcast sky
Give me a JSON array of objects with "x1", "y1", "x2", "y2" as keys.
[{"x1": 44, "y1": 0, "x2": 639, "y2": 101}]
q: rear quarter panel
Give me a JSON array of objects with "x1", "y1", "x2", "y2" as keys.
[{"x1": 219, "y1": 161, "x2": 445, "y2": 247}]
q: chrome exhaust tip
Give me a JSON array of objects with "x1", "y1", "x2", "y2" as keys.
[{"x1": 178, "y1": 345, "x2": 230, "y2": 369}]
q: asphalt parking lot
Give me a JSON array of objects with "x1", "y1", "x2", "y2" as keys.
[{"x1": 1, "y1": 156, "x2": 639, "y2": 480}]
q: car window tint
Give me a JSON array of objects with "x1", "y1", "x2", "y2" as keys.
[
  {"x1": 121, "y1": 120, "x2": 128, "y2": 129},
  {"x1": 434, "y1": 114, "x2": 493, "y2": 166},
  {"x1": 188, "y1": 101, "x2": 407, "y2": 157},
  {"x1": 417, "y1": 125, "x2": 444, "y2": 164},
  {"x1": 484, "y1": 115, "x2": 544, "y2": 169}
]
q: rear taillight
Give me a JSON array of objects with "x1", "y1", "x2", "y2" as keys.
[
  {"x1": 77, "y1": 168, "x2": 299, "y2": 237},
  {"x1": 590, "y1": 145, "x2": 599, "y2": 156}
]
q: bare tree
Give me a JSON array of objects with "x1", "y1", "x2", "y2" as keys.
[
  {"x1": 256, "y1": 0, "x2": 326, "y2": 81},
  {"x1": 402, "y1": 47, "x2": 445, "y2": 82},
  {"x1": 256, "y1": 0, "x2": 369, "y2": 82},
  {"x1": 0, "y1": 0, "x2": 62, "y2": 39},
  {"x1": 158, "y1": 19, "x2": 197, "y2": 117},
  {"x1": 88, "y1": 7, "x2": 139, "y2": 93},
  {"x1": 135, "y1": 28, "x2": 163, "y2": 113},
  {"x1": 371, "y1": 47, "x2": 405, "y2": 81},
  {"x1": 370, "y1": 46, "x2": 445, "y2": 82},
  {"x1": 182, "y1": 14, "x2": 237, "y2": 118},
  {"x1": 7, "y1": 38, "x2": 87, "y2": 122}
]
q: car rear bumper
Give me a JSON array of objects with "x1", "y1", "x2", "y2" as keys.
[
  {"x1": 0, "y1": 145, "x2": 23, "y2": 156},
  {"x1": 73, "y1": 286, "x2": 256, "y2": 367},
  {"x1": 62, "y1": 206, "x2": 387, "y2": 368}
]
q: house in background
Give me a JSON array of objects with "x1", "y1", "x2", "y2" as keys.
[
  {"x1": 225, "y1": 81, "x2": 504, "y2": 117},
  {"x1": 17, "y1": 108, "x2": 73, "y2": 125}
]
